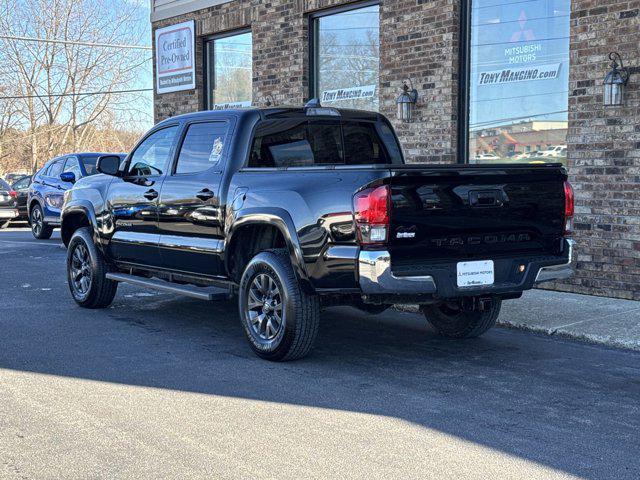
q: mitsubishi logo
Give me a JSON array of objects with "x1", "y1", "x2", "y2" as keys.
[{"x1": 510, "y1": 11, "x2": 536, "y2": 42}]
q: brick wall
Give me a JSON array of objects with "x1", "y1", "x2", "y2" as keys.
[
  {"x1": 543, "y1": 0, "x2": 640, "y2": 299},
  {"x1": 153, "y1": 0, "x2": 460, "y2": 164},
  {"x1": 152, "y1": 0, "x2": 640, "y2": 299}
]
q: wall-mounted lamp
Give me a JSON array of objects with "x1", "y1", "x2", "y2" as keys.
[
  {"x1": 396, "y1": 79, "x2": 418, "y2": 122},
  {"x1": 604, "y1": 52, "x2": 630, "y2": 107},
  {"x1": 264, "y1": 94, "x2": 276, "y2": 107}
]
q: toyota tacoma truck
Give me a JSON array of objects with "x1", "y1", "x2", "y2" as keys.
[{"x1": 60, "y1": 103, "x2": 575, "y2": 361}]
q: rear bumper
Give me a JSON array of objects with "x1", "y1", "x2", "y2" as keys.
[{"x1": 358, "y1": 239, "x2": 575, "y2": 298}]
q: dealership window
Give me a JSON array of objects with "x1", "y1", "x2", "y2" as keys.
[
  {"x1": 467, "y1": 0, "x2": 570, "y2": 164},
  {"x1": 205, "y1": 30, "x2": 252, "y2": 109},
  {"x1": 311, "y1": 3, "x2": 380, "y2": 111}
]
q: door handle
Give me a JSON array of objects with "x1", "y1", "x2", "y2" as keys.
[
  {"x1": 144, "y1": 189, "x2": 159, "y2": 200},
  {"x1": 196, "y1": 189, "x2": 214, "y2": 201}
]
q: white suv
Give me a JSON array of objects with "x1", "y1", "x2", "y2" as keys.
[{"x1": 540, "y1": 145, "x2": 567, "y2": 158}]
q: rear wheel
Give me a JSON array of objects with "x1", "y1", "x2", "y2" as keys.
[
  {"x1": 67, "y1": 227, "x2": 118, "y2": 308},
  {"x1": 238, "y1": 249, "x2": 320, "y2": 361},
  {"x1": 423, "y1": 298, "x2": 501, "y2": 338},
  {"x1": 30, "y1": 204, "x2": 53, "y2": 239}
]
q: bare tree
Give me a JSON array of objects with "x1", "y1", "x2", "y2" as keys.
[{"x1": 0, "y1": 0, "x2": 152, "y2": 173}]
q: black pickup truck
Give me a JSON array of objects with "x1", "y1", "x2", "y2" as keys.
[{"x1": 61, "y1": 104, "x2": 575, "y2": 361}]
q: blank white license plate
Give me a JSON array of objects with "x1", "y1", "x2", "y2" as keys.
[{"x1": 457, "y1": 260, "x2": 494, "y2": 288}]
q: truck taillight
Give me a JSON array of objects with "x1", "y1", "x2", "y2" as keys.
[
  {"x1": 564, "y1": 180, "x2": 574, "y2": 235},
  {"x1": 353, "y1": 185, "x2": 390, "y2": 245}
]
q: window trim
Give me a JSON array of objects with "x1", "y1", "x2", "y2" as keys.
[
  {"x1": 203, "y1": 28, "x2": 252, "y2": 111},
  {"x1": 171, "y1": 119, "x2": 230, "y2": 176},
  {"x1": 457, "y1": 0, "x2": 471, "y2": 164},
  {"x1": 308, "y1": 0, "x2": 380, "y2": 103}
]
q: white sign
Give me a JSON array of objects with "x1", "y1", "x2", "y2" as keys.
[
  {"x1": 212, "y1": 101, "x2": 252, "y2": 110},
  {"x1": 155, "y1": 20, "x2": 195, "y2": 94},
  {"x1": 321, "y1": 85, "x2": 376, "y2": 103},
  {"x1": 457, "y1": 260, "x2": 495, "y2": 288},
  {"x1": 478, "y1": 63, "x2": 561, "y2": 86}
]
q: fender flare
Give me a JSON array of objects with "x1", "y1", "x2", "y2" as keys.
[
  {"x1": 60, "y1": 200, "x2": 99, "y2": 246},
  {"x1": 225, "y1": 207, "x2": 309, "y2": 283}
]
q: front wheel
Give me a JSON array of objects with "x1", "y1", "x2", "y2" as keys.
[
  {"x1": 30, "y1": 204, "x2": 53, "y2": 239},
  {"x1": 238, "y1": 250, "x2": 320, "y2": 361},
  {"x1": 67, "y1": 227, "x2": 118, "y2": 308},
  {"x1": 423, "y1": 298, "x2": 502, "y2": 338}
]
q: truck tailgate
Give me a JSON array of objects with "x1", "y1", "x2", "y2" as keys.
[{"x1": 387, "y1": 165, "x2": 567, "y2": 267}]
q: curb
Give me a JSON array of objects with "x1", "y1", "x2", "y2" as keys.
[{"x1": 392, "y1": 304, "x2": 640, "y2": 352}]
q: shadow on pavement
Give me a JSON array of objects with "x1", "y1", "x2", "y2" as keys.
[{"x1": 1, "y1": 238, "x2": 639, "y2": 478}]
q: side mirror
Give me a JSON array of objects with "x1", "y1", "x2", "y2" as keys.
[
  {"x1": 60, "y1": 171, "x2": 76, "y2": 183},
  {"x1": 97, "y1": 155, "x2": 121, "y2": 176}
]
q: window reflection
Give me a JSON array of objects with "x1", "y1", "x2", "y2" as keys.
[
  {"x1": 468, "y1": 0, "x2": 570, "y2": 165},
  {"x1": 314, "y1": 5, "x2": 380, "y2": 111},
  {"x1": 207, "y1": 31, "x2": 252, "y2": 109}
]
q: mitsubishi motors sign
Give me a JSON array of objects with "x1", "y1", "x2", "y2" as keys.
[{"x1": 155, "y1": 20, "x2": 195, "y2": 94}]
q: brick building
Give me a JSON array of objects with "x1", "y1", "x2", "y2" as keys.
[{"x1": 151, "y1": 0, "x2": 640, "y2": 299}]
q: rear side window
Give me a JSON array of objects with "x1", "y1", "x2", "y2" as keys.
[
  {"x1": 248, "y1": 119, "x2": 401, "y2": 168},
  {"x1": 175, "y1": 122, "x2": 228, "y2": 174}
]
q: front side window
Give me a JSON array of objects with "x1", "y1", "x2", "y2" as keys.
[
  {"x1": 206, "y1": 31, "x2": 252, "y2": 109},
  {"x1": 248, "y1": 119, "x2": 399, "y2": 168},
  {"x1": 313, "y1": 4, "x2": 380, "y2": 111},
  {"x1": 63, "y1": 157, "x2": 82, "y2": 179},
  {"x1": 175, "y1": 122, "x2": 228, "y2": 174},
  {"x1": 127, "y1": 126, "x2": 178, "y2": 177},
  {"x1": 467, "y1": 0, "x2": 570, "y2": 165},
  {"x1": 48, "y1": 160, "x2": 63, "y2": 178}
]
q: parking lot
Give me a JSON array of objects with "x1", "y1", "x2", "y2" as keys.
[{"x1": 1, "y1": 226, "x2": 639, "y2": 479}]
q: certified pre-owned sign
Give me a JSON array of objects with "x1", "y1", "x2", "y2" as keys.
[{"x1": 155, "y1": 20, "x2": 195, "y2": 94}]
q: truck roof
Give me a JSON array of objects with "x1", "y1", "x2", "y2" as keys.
[{"x1": 156, "y1": 106, "x2": 384, "y2": 127}]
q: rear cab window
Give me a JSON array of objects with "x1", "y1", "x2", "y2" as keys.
[{"x1": 248, "y1": 117, "x2": 403, "y2": 168}]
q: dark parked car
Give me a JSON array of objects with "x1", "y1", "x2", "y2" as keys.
[
  {"x1": 11, "y1": 175, "x2": 32, "y2": 221},
  {"x1": 60, "y1": 104, "x2": 575, "y2": 361},
  {"x1": 3, "y1": 173, "x2": 28, "y2": 184},
  {"x1": 28, "y1": 153, "x2": 125, "y2": 239},
  {"x1": 0, "y1": 178, "x2": 19, "y2": 228}
]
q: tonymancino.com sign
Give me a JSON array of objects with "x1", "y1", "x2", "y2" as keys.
[
  {"x1": 155, "y1": 20, "x2": 195, "y2": 94},
  {"x1": 478, "y1": 63, "x2": 561, "y2": 86},
  {"x1": 321, "y1": 85, "x2": 376, "y2": 103}
]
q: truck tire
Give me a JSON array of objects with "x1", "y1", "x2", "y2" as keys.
[
  {"x1": 66, "y1": 227, "x2": 118, "y2": 309},
  {"x1": 30, "y1": 204, "x2": 53, "y2": 239},
  {"x1": 238, "y1": 249, "x2": 320, "y2": 361},
  {"x1": 423, "y1": 298, "x2": 502, "y2": 339}
]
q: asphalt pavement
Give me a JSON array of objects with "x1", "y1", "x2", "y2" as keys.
[{"x1": 1, "y1": 227, "x2": 639, "y2": 479}]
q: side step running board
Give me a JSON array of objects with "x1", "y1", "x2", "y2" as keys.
[{"x1": 105, "y1": 272, "x2": 230, "y2": 301}]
